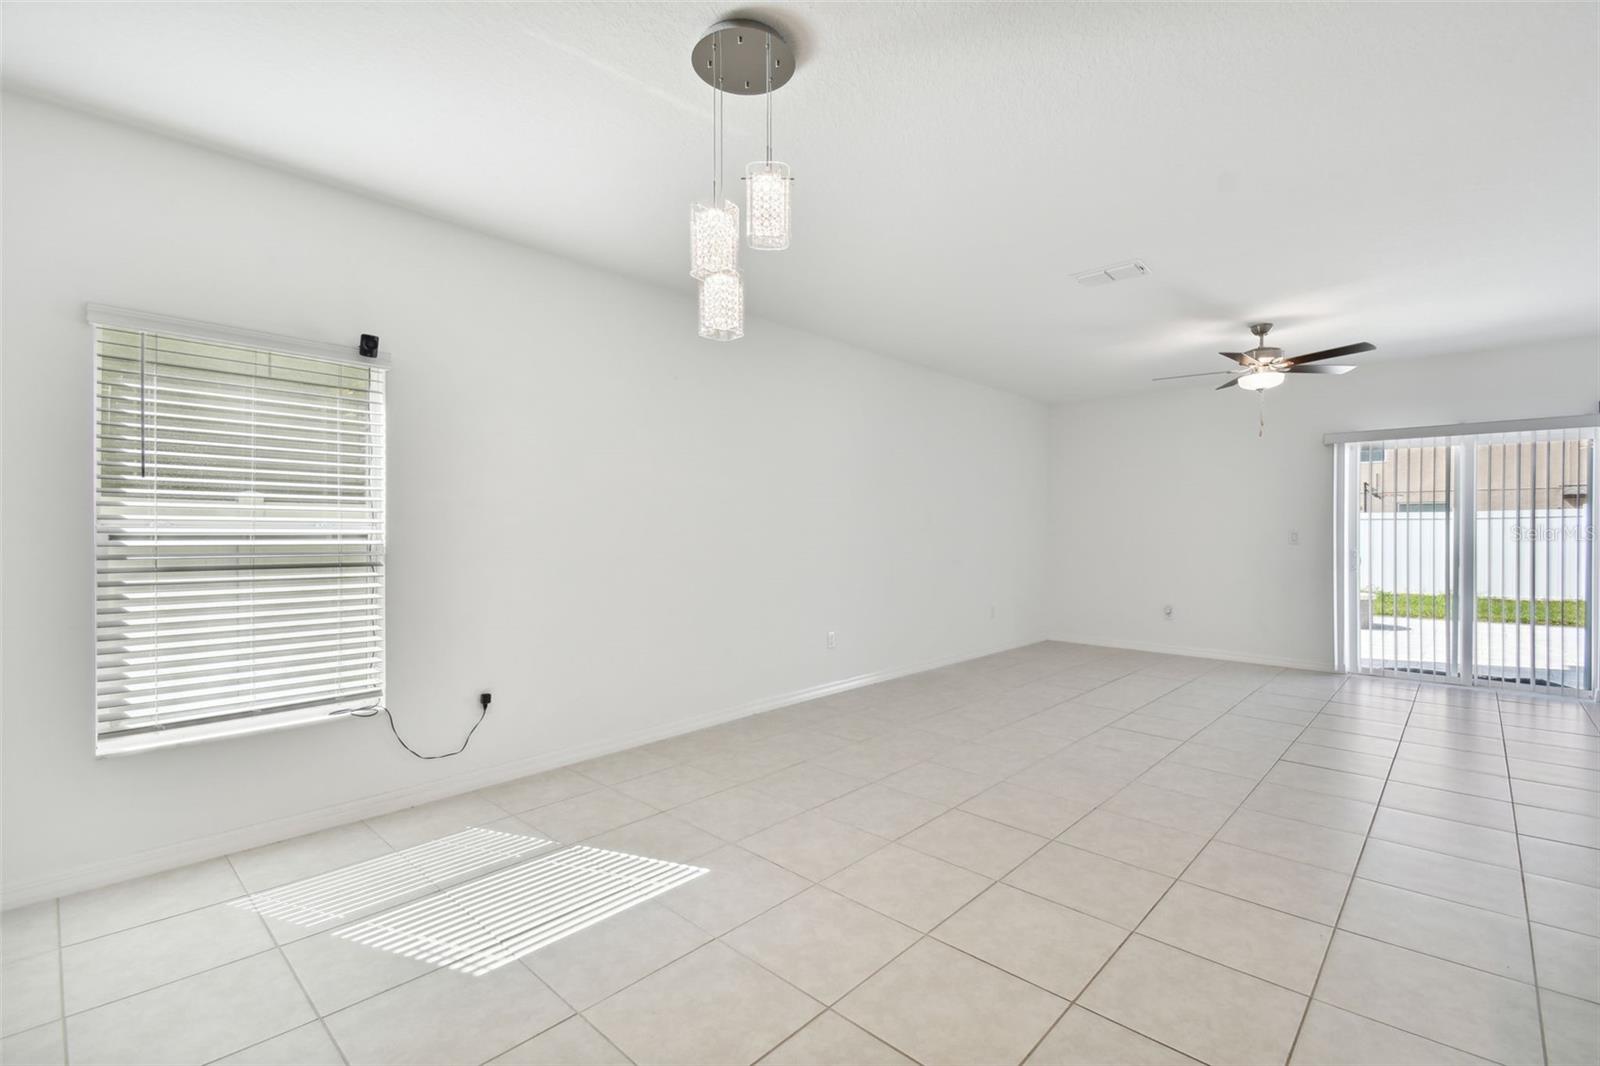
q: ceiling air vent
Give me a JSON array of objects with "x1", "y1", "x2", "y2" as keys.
[{"x1": 1073, "y1": 259, "x2": 1150, "y2": 287}]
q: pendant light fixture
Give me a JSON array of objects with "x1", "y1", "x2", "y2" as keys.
[
  {"x1": 690, "y1": 34, "x2": 738, "y2": 282},
  {"x1": 745, "y1": 35, "x2": 792, "y2": 251},
  {"x1": 697, "y1": 268, "x2": 744, "y2": 341},
  {"x1": 691, "y1": 32, "x2": 741, "y2": 339},
  {"x1": 689, "y1": 19, "x2": 795, "y2": 339}
]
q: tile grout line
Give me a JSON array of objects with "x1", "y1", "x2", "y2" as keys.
[
  {"x1": 501, "y1": 956, "x2": 644, "y2": 1066},
  {"x1": 222, "y1": 852, "x2": 351, "y2": 1066},
  {"x1": 1375, "y1": 767, "x2": 1591, "y2": 814},
  {"x1": 652, "y1": 672, "x2": 1169, "y2": 888},
  {"x1": 710, "y1": 668, "x2": 1177, "y2": 1063},
  {"x1": 1282, "y1": 679, "x2": 1421, "y2": 1065},
  {"x1": 475, "y1": 993, "x2": 639, "y2": 1066},
  {"x1": 1360, "y1": 827, "x2": 1523, "y2": 872},
  {"x1": 55, "y1": 898, "x2": 68, "y2": 1066},
  {"x1": 688, "y1": 664, "x2": 1222, "y2": 1064},
  {"x1": 750, "y1": 1011, "x2": 917, "y2": 1066},
  {"x1": 501, "y1": 699, "x2": 1026, "y2": 1066},
  {"x1": 1037, "y1": 807, "x2": 1558, "y2": 996},
  {"x1": 786, "y1": 666, "x2": 1218, "y2": 1065},
  {"x1": 1011, "y1": 684, "x2": 1252, "y2": 1056},
  {"x1": 729, "y1": 659, "x2": 1299, "y2": 1056},
  {"x1": 1495, "y1": 694, "x2": 1553, "y2": 1066},
  {"x1": 1279, "y1": 681, "x2": 1551, "y2": 1066},
  {"x1": 1316, "y1": 928, "x2": 1552, "y2": 1061},
  {"x1": 1014, "y1": 668, "x2": 1344, "y2": 1065}
]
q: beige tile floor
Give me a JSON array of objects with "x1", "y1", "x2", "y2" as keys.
[{"x1": 4, "y1": 641, "x2": 1598, "y2": 1065}]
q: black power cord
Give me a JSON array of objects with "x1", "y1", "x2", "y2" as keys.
[{"x1": 351, "y1": 692, "x2": 491, "y2": 760}]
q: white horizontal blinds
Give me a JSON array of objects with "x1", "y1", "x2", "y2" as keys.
[{"x1": 94, "y1": 326, "x2": 386, "y2": 754}]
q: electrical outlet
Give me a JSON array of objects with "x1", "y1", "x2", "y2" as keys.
[
  {"x1": 1288, "y1": 529, "x2": 1300, "y2": 546},
  {"x1": 1163, "y1": 604, "x2": 1174, "y2": 619},
  {"x1": 826, "y1": 631, "x2": 836, "y2": 650}
]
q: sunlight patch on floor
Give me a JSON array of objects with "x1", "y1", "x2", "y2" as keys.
[
  {"x1": 231, "y1": 827, "x2": 555, "y2": 928},
  {"x1": 334, "y1": 845, "x2": 708, "y2": 975}
]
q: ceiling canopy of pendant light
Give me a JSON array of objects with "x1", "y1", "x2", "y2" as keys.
[{"x1": 690, "y1": 20, "x2": 794, "y2": 95}]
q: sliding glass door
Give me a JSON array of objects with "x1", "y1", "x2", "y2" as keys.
[
  {"x1": 1335, "y1": 422, "x2": 1597, "y2": 696},
  {"x1": 1472, "y1": 432, "x2": 1594, "y2": 691}
]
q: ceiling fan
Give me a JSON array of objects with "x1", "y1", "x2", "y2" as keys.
[{"x1": 1154, "y1": 323, "x2": 1375, "y2": 391}]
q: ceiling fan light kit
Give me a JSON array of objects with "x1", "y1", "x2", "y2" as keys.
[
  {"x1": 1236, "y1": 369, "x2": 1285, "y2": 391},
  {"x1": 690, "y1": 19, "x2": 795, "y2": 340},
  {"x1": 1151, "y1": 322, "x2": 1376, "y2": 435}
]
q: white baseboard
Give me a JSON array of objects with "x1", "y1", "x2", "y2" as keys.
[
  {"x1": 1049, "y1": 631, "x2": 1333, "y2": 674},
  {"x1": 1, "y1": 635, "x2": 1042, "y2": 908}
]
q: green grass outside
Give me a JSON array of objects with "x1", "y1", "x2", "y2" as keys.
[{"x1": 1369, "y1": 591, "x2": 1587, "y2": 627}]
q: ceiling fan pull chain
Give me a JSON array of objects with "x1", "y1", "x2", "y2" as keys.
[{"x1": 1259, "y1": 392, "x2": 1266, "y2": 438}]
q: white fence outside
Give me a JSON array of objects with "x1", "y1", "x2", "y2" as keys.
[{"x1": 1358, "y1": 508, "x2": 1594, "y2": 599}]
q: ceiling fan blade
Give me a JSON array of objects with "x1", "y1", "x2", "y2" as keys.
[
  {"x1": 1283, "y1": 342, "x2": 1376, "y2": 366},
  {"x1": 1220, "y1": 352, "x2": 1253, "y2": 364},
  {"x1": 1285, "y1": 364, "x2": 1356, "y2": 374},
  {"x1": 1215, "y1": 376, "x2": 1241, "y2": 390},
  {"x1": 1153, "y1": 371, "x2": 1238, "y2": 381}
]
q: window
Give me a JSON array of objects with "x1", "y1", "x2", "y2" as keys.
[{"x1": 92, "y1": 308, "x2": 387, "y2": 754}]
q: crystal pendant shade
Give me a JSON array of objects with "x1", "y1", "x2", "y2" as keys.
[
  {"x1": 697, "y1": 269, "x2": 744, "y2": 341},
  {"x1": 689, "y1": 200, "x2": 739, "y2": 279},
  {"x1": 745, "y1": 161, "x2": 791, "y2": 250}
]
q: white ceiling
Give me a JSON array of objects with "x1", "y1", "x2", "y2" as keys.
[{"x1": 4, "y1": 2, "x2": 1595, "y2": 401}]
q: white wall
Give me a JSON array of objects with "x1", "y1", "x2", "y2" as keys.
[
  {"x1": 1047, "y1": 336, "x2": 1599, "y2": 670},
  {"x1": 0, "y1": 96, "x2": 1051, "y2": 901}
]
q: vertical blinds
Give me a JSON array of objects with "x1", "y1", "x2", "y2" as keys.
[
  {"x1": 1473, "y1": 428, "x2": 1594, "y2": 692},
  {"x1": 94, "y1": 325, "x2": 386, "y2": 754},
  {"x1": 1344, "y1": 424, "x2": 1596, "y2": 694},
  {"x1": 1352, "y1": 435, "x2": 1457, "y2": 679}
]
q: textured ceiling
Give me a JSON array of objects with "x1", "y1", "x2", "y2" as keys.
[{"x1": 3, "y1": 2, "x2": 1596, "y2": 401}]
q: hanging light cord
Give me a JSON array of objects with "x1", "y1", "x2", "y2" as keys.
[
  {"x1": 765, "y1": 36, "x2": 773, "y2": 164},
  {"x1": 718, "y1": 71, "x2": 725, "y2": 202},
  {"x1": 712, "y1": 34, "x2": 724, "y2": 204},
  {"x1": 708, "y1": 55, "x2": 714, "y2": 202},
  {"x1": 709, "y1": 36, "x2": 718, "y2": 203}
]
